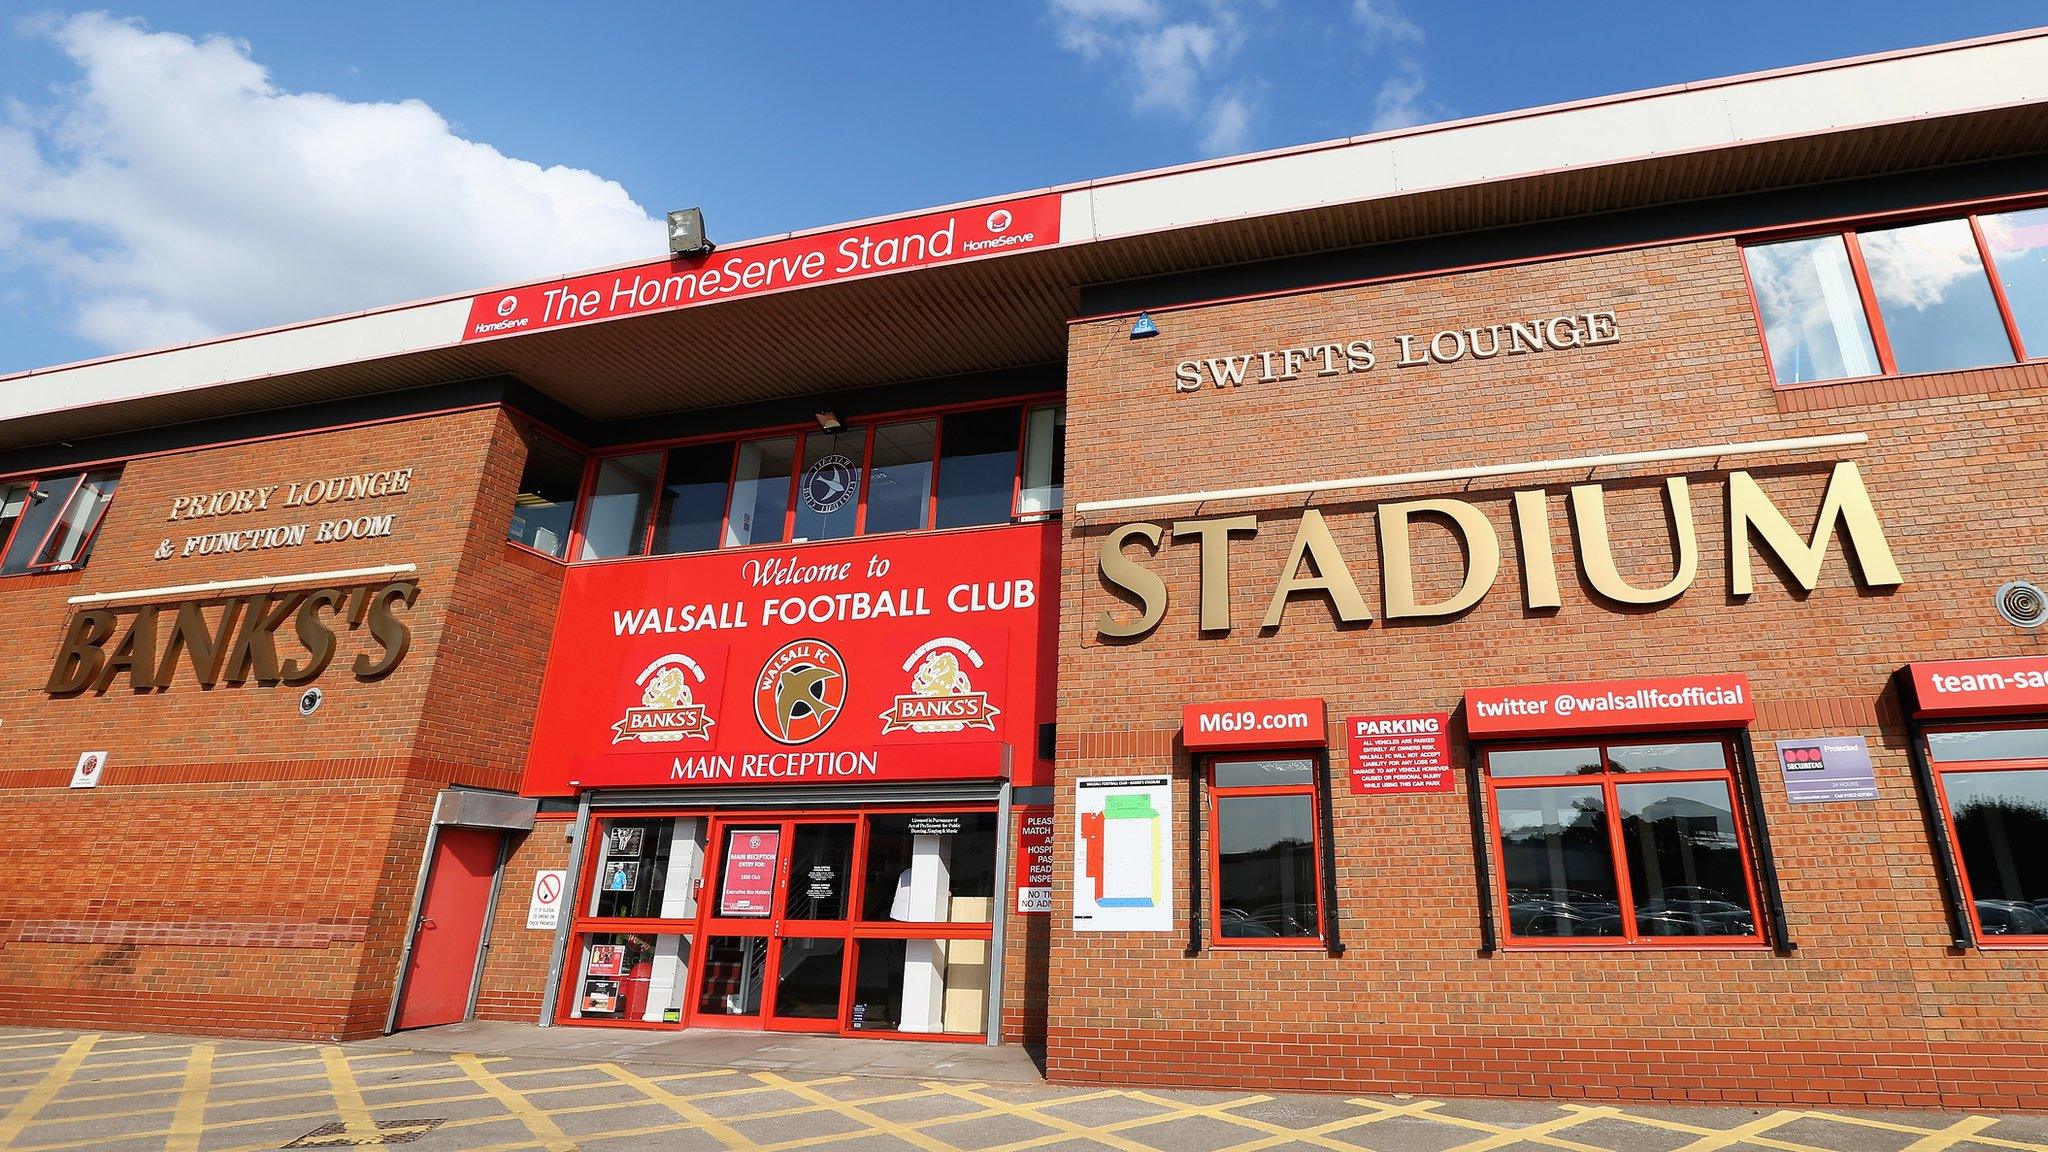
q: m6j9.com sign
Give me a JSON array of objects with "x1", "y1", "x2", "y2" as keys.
[{"x1": 522, "y1": 524, "x2": 1059, "y2": 795}]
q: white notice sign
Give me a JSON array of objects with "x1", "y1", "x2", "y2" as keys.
[
  {"x1": 70, "y1": 751, "x2": 107, "y2": 789},
  {"x1": 526, "y1": 869, "x2": 567, "y2": 931},
  {"x1": 1072, "y1": 775, "x2": 1173, "y2": 932}
]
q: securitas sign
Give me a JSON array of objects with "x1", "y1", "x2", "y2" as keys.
[
  {"x1": 464, "y1": 193, "x2": 1062, "y2": 341},
  {"x1": 522, "y1": 524, "x2": 1058, "y2": 796}
]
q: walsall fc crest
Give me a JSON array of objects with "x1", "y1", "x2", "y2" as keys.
[
  {"x1": 612, "y1": 654, "x2": 715, "y2": 744},
  {"x1": 879, "y1": 638, "x2": 1000, "y2": 734},
  {"x1": 754, "y1": 639, "x2": 847, "y2": 745}
]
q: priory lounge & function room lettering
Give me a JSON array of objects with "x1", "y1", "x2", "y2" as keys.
[
  {"x1": 45, "y1": 579, "x2": 419, "y2": 695},
  {"x1": 1095, "y1": 461, "x2": 1901, "y2": 638},
  {"x1": 153, "y1": 468, "x2": 415, "y2": 562}
]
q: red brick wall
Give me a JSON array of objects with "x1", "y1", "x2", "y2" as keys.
[
  {"x1": 0, "y1": 406, "x2": 561, "y2": 1040},
  {"x1": 475, "y1": 816, "x2": 576, "y2": 1022},
  {"x1": 1049, "y1": 238, "x2": 2048, "y2": 1108}
]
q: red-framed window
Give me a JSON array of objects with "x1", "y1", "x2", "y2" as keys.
[
  {"x1": 1742, "y1": 205, "x2": 2048, "y2": 388},
  {"x1": 1207, "y1": 755, "x2": 1325, "y2": 947},
  {"x1": 0, "y1": 467, "x2": 122, "y2": 577},
  {"x1": 557, "y1": 804, "x2": 999, "y2": 1038},
  {"x1": 1482, "y1": 736, "x2": 1766, "y2": 948},
  {"x1": 1925, "y1": 723, "x2": 2048, "y2": 944},
  {"x1": 568, "y1": 396, "x2": 1064, "y2": 563},
  {"x1": 504, "y1": 420, "x2": 587, "y2": 560}
]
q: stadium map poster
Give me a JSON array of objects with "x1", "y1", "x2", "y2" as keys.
[{"x1": 1073, "y1": 775, "x2": 1172, "y2": 932}]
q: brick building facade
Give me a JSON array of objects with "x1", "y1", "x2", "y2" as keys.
[{"x1": 4, "y1": 29, "x2": 2048, "y2": 1108}]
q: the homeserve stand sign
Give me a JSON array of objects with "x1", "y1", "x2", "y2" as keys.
[
  {"x1": 521, "y1": 524, "x2": 1058, "y2": 796},
  {"x1": 465, "y1": 194, "x2": 1062, "y2": 341}
]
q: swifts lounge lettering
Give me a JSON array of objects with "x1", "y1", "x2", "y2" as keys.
[
  {"x1": 46, "y1": 579, "x2": 418, "y2": 695},
  {"x1": 1096, "y1": 463, "x2": 1900, "y2": 638}
]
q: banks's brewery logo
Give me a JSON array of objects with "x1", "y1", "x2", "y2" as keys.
[
  {"x1": 879, "y1": 638, "x2": 1000, "y2": 734},
  {"x1": 754, "y1": 639, "x2": 847, "y2": 745},
  {"x1": 612, "y1": 653, "x2": 715, "y2": 744}
]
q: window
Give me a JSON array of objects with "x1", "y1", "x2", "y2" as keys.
[
  {"x1": 1486, "y1": 738, "x2": 1762, "y2": 945},
  {"x1": 1018, "y1": 405, "x2": 1065, "y2": 516},
  {"x1": 1209, "y1": 756, "x2": 1323, "y2": 944},
  {"x1": 1744, "y1": 207, "x2": 2047, "y2": 386},
  {"x1": 570, "y1": 400, "x2": 1063, "y2": 561},
  {"x1": 1928, "y1": 725, "x2": 2048, "y2": 941},
  {"x1": 725, "y1": 436, "x2": 796, "y2": 547},
  {"x1": 579, "y1": 452, "x2": 660, "y2": 561},
  {"x1": 864, "y1": 420, "x2": 936, "y2": 535},
  {"x1": 652, "y1": 442, "x2": 735, "y2": 556},
  {"x1": 0, "y1": 468, "x2": 122, "y2": 575},
  {"x1": 935, "y1": 407, "x2": 1022, "y2": 529},
  {"x1": 566, "y1": 816, "x2": 707, "y2": 1024},
  {"x1": 507, "y1": 431, "x2": 584, "y2": 558}
]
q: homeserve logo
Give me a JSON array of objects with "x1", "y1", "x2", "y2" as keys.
[
  {"x1": 962, "y1": 206, "x2": 1036, "y2": 254},
  {"x1": 473, "y1": 293, "x2": 530, "y2": 336},
  {"x1": 1474, "y1": 683, "x2": 1745, "y2": 720}
]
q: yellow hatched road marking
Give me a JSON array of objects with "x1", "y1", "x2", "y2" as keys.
[
  {"x1": 927, "y1": 1081, "x2": 1269, "y2": 1152},
  {"x1": 1818, "y1": 1110, "x2": 2046, "y2": 1152},
  {"x1": 1556, "y1": 1104, "x2": 2038, "y2": 1152},
  {"x1": 449, "y1": 1053, "x2": 578, "y2": 1152},
  {"x1": 164, "y1": 1043, "x2": 215, "y2": 1152},
  {"x1": 1348, "y1": 1102, "x2": 1614, "y2": 1152},
  {"x1": 318, "y1": 1047, "x2": 378, "y2": 1141},
  {"x1": 751, "y1": 1071, "x2": 965, "y2": 1152},
  {"x1": 0, "y1": 1034, "x2": 98, "y2": 1147},
  {"x1": 1900, "y1": 1115, "x2": 2004, "y2": 1152},
  {"x1": 1180, "y1": 1096, "x2": 1453, "y2": 1152},
  {"x1": 599, "y1": 1061, "x2": 777, "y2": 1150}
]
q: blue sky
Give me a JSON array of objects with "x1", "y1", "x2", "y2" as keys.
[{"x1": 0, "y1": 1, "x2": 2043, "y2": 375}]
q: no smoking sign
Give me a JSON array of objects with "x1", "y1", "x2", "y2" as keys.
[{"x1": 526, "y1": 869, "x2": 567, "y2": 930}]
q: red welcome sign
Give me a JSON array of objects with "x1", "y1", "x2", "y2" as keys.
[
  {"x1": 1465, "y1": 673, "x2": 1754, "y2": 738},
  {"x1": 464, "y1": 193, "x2": 1062, "y2": 342},
  {"x1": 1910, "y1": 656, "x2": 2048, "y2": 717},
  {"x1": 522, "y1": 523, "x2": 1059, "y2": 795}
]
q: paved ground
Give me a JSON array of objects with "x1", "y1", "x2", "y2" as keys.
[{"x1": 4, "y1": 1025, "x2": 2048, "y2": 1152}]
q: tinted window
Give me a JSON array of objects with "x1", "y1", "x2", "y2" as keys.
[
  {"x1": 580, "y1": 452, "x2": 660, "y2": 560},
  {"x1": 793, "y1": 427, "x2": 865, "y2": 543},
  {"x1": 507, "y1": 434, "x2": 584, "y2": 558},
  {"x1": 1943, "y1": 768, "x2": 2048, "y2": 935},
  {"x1": 1860, "y1": 219, "x2": 2015, "y2": 375},
  {"x1": 1215, "y1": 794, "x2": 1319, "y2": 939},
  {"x1": 1489, "y1": 746, "x2": 1602, "y2": 778},
  {"x1": 1213, "y1": 758, "x2": 1316, "y2": 787},
  {"x1": 1744, "y1": 235, "x2": 1881, "y2": 384},
  {"x1": 726, "y1": 437, "x2": 795, "y2": 547},
  {"x1": 1928, "y1": 727, "x2": 2048, "y2": 763},
  {"x1": 1982, "y1": 207, "x2": 2048, "y2": 355},
  {"x1": 653, "y1": 443, "x2": 734, "y2": 556},
  {"x1": 864, "y1": 421, "x2": 935, "y2": 535},
  {"x1": 2, "y1": 473, "x2": 82, "y2": 574},
  {"x1": 1616, "y1": 780, "x2": 1755, "y2": 937},
  {"x1": 1497, "y1": 785, "x2": 1623, "y2": 938},
  {"x1": 1607, "y1": 742, "x2": 1726, "y2": 773},
  {"x1": 935, "y1": 407, "x2": 1021, "y2": 529}
]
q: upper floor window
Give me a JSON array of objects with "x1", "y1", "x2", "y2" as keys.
[
  {"x1": 579, "y1": 401, "x2": 1064, "y2": 561},
  {"x1": 0, "y1": 468, "x2": 122, "y2": 576},
  {"x1": 506, "y1": 428, "x2": 586, "y2": 559},
  {"x1": 1744, "y1": 206, "x2": 2046, "y2": 386}
]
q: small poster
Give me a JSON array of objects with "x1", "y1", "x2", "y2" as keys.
[
  {"x1": 581, "y1": 979, "x2": 620, "y2": 1014},
  {"x1": 525, "y1": 869, "x2": 566, "y2": 931},
  {"x1": 1348, "y1": 713, "x2": 1454, "y2": 794},
  {"x1": 602, "y1": 860, "x2": 640, "y2": 892},
  {"x1": 1777, "y1": 735, "x2": 1879, "y2": 803},
  {"x1": 1073, "y1": 776, "x2": 1172, "y2": 933},
  {"x1": 1015, "y1": 806, "x2": 1054, "y2": 914},
  {"x1": 605, "y1": 826, "x2": 645, "y2": 856},
  {"x1": 719, "y1": 828, "x2": 782, "y2": 917},
  {"x1": 587, "y1": 943, "x2": 626, "y2": 976}
]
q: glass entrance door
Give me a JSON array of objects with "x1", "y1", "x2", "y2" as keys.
[{"x1": 689, "y1": 817, "x2": 856, "y2": 1032}]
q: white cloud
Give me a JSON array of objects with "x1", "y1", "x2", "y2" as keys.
[
  {"x1": 1047, "y1": 0, "x2": 1261, "y2": 158},
  {"x1": 1351, "y1": 0, "x2": 1441, "y2": 133},
  {"x1": 0, "y1": 13, "x2": 664, "y2": 354}
]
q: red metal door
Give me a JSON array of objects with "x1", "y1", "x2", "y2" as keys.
[{"x1": 394, "y1": 828, "x2": 500, "y2": 1030}]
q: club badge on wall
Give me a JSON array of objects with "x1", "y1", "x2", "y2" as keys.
[{"x1": 802, "y1": 455, "x2": 858, "y2": 514}]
